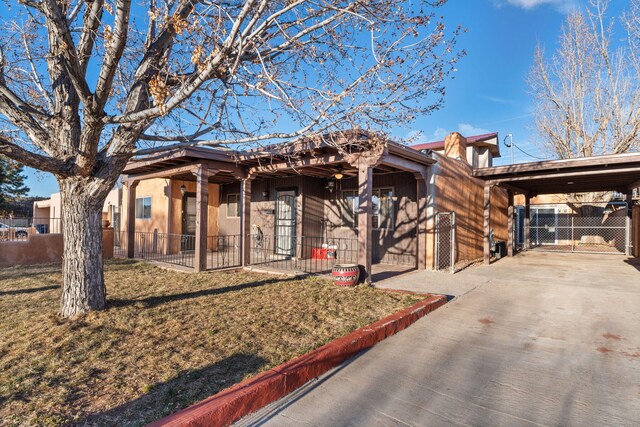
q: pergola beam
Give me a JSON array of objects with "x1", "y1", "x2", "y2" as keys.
[
  {"x1": 247, "y1": 153, "x2": 344, "y2": 177},
  {"x1": 379, "y1": 154, "x2": 429, "y2": 180},
  {"x1": 126, "y1": 161, "x2": 245, "y2": 181}
]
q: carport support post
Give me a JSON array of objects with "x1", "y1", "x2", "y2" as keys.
[
  {"x1": 358, "y1": 164, "x2": 373, "y2": 283},
  {"x1": 507, "y1": 190, "x2": 514, "y2": 257},
  {"x1": 524, "y1": 195, "x2": 531, "y2": 251},
  {"x1": 125, "y1": 179, "x2": 139, "y2": 258},
  {"x1": 483, "y1": 183, "x2": 491, "y2": 265},
  {"x1": 194, "y1": 166, "x2": 211, "y2": 272},
  {"x1": 241, "y1": 178, "x2": 253, "y2": 267},
  {"x1": 627, "y1": 192, "x2": 633, "y2": 256}
]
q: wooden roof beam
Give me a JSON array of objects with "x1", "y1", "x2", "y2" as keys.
[{"x1": 126, "y1": 161, "x2": 246, "y2": 181}]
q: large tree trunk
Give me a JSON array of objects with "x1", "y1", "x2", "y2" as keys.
[{"x1": 59, "y1": 178, "x2": 108, "y2": 318}]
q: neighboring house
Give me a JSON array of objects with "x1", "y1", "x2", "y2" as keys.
[
  {"x1": 33, "y1": 188, "x2": 122, "y2": 234},
  {"x1": 118, "y1": 130, "x2": 509, "y2": 277}
]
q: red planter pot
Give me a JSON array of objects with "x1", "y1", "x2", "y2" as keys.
[{"x1": 332, "y1": 264, "x2": 360, "y2": 287}]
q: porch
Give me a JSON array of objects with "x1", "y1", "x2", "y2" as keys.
[{"x1": 119, "y1": 133, "x2": 435, "y2": 281}]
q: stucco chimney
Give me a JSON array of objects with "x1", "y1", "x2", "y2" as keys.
[{"x1": 444, "y1": 132, "x2": 468, "y2": 163}]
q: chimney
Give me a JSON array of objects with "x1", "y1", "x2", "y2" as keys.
[{"x1": 444, "y1": 132, "x2": 468, "y2": 163}]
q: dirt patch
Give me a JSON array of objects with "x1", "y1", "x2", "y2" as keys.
[
  {"x1": 622, "y1": 351, "x2": 640, "y2": 359},
  {"x1": 597, "y1": 346, "x2": 612, "y2": 354},
  {"x1": 0, "y1": 260, "x2": 424, "y2": 426},
  {"x1": 602, "y1": 332, "x2": 621, "y2": 340},
  {"x1": 478, "y1": 317, "x2": 494, "y2": 325}
]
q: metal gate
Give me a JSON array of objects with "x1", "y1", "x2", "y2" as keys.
[
  {"x1": 274, "y1": 191, "x2": 296, "y2": 257},
  {"x1": 520, "y1": 204, "x2": 628, "y2": 255},
  {"x1": 435, "y1": 212, "x2": 456, "y2": 272}
]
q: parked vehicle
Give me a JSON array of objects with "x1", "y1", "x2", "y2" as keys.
[{"x1": 0, "y1": 222, "x2": 29, "y2": 239}]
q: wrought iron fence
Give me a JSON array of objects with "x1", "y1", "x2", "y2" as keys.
[
  {"x1": 113, "y1": 231, "x2": 196, "y2": 268},
  {"x1": 207, "y1": 234, "x2": 242, "y2": 269},
  {"x1": 0, "y1": 217, "x2": 62, "y2": 241},
  {"x1": 113, "y1": 231, "x2": 242, "y2": 270},
  {"x1": 250, "y1": 233, "x2": 358, "y2": 274}
]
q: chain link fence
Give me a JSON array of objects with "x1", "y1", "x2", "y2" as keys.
[
  {"x1": 516, "y1": 204, "x2": 629, "y2": 255},
  {"x1": 435, "y1": 212, "x2": 456, "y2": 273}
]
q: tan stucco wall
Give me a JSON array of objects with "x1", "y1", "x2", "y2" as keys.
[
  {"x1": 514, "y1": 193, "x2": 569, "y2": 206},
  {"x1": 123, "y1": 178, "x2": 171, "y2": 234},
  {"x1": 0, "y1": 228, "x2": 114, "y2": 268},
  {"x1": 122, "y1": 178, "x2": 220, "y2": 237},
  {"x1": 34, "y1": 189, "x2": 119, "y2": 228},
  {"x1": 168, "y1": 180, "x2": 220, "y2": 236}
]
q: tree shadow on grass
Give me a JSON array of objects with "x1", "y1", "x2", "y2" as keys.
[
  {"x1": 108, "y1": 276, "x2": 299, "y2": 309},
  {"x1": 0, "y1": 265, "x2": 62, "y2": 281},
  {"x1": 0, "y1": 284, "x2": 59, "y2": 296},
  {"x1": 76, "y1": 352, "x2": 268, "y2": 426}
]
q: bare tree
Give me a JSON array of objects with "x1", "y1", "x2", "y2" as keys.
[
  {"x1": 529, "y1": 0, "x2": 640, "y2": 162},
  {"x1": 0, "y1": 0, "x2": 463, "y2": 317}
]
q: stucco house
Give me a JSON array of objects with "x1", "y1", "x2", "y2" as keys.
[
  {"x1": 114, "y1": 130, "x2": 509, "y2": 279},
  {"x1": 33, "y1": 188, "x2": 121, "y2": 234}
]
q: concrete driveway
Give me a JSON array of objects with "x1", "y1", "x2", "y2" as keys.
[{"x1": 238, "y1": 252, "x2": 640, "y2": 426}]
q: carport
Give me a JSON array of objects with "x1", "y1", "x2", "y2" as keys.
[{"x1": 474, "y1": 153, "x2": 640, "y2": 264}]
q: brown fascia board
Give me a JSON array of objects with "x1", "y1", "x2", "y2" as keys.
[
  {"x1": 387, "y1": 141, "x2": 436, "y2": 166},
  {"x1": 125, "y1": 130, "x2": 435, "y2": 174},
  {"x1": 473, "y1": 152, "x2": 640, "y2": 179}
]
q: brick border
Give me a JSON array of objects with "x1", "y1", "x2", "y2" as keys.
[{"x1": 148, "y1": 294, "x2": 447, "y2": 427}]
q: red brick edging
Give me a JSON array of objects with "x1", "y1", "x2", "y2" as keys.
[{"x1": 148, "y1": 294, "x2": 447, "y2": 427}]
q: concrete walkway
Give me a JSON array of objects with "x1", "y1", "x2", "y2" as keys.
[{"x1": 238, "y1": 252, "x2": 640, "y2": 426}]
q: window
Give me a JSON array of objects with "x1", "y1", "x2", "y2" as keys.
[
  {"x1": 341, "y1": 188, "x2": 394, "y2": 229},
  {"x1": 342, "y1": 190, "x2": 359, "y2": 228},
  {"x1": 135, "y1": 197, "x2": 152, "y2": 219},
  {"x1": 227, "y1": 193, "x2": 240, "y2": 218},
  {"x1": 373, "y1": 188, "x2": 394, "y2": 229}
]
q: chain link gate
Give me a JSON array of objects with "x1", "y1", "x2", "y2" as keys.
[
  {"x1": 522, "y1": 204, "x2": 629, "y2": 254},
  {"x1": 435, "y1": 212, "x2": 456, "y2": 273}
]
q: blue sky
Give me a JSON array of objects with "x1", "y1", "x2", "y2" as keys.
[{"x1": 20, "y1": 0, "x2": 630, "y2": 196}]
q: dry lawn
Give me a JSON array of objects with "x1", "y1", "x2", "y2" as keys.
[{"x1": 0, "y1": 260, "x2": 424, "y2": 426}]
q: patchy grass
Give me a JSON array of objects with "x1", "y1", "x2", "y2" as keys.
[{"x1": 0, "y1": 260, "x2": 424, "y2": 426}]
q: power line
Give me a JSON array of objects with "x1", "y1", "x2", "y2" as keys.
[
  {"x1": 502, "y1": 135, "x2": 548, "y2": 161},
  {"x1": 512, "y1": 142, "x2": 547, "y2": 160}
]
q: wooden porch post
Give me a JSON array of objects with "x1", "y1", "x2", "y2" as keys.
[
  {"x1": 507, "y1": 190, "x2": 514, "y2": 257},
  {"x1": 358, "y1": 163, "x2": 373, "y2": 283},
  {"x1": 241, "y1": 178, "x2": 253, "y2": 266},
  {"x1": 126, "y1": 179, "x2": 139, "y2": 258},
  {"x1": 194, "y1": 166, "x2": 211, "y2": 272},
  {"x1": 483, "y1": 183, "x2": 491, "y2": 265},
  {"x1": 524, "y1": 195, "x2": 531, "y2": 251},
  {"x1": 626, "y1": 192, "x2": 633, "y2": 256},
  {"x1": 416, "y1": 176, "x2": 428, "y2": 270}
]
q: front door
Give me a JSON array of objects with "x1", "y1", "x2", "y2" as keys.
[
  {"x1": 182, "y1": 192, "x2": 196, "y2": 251},
  {"x1": 275, "y1": 190, "x2": 296, "y2": 257}
]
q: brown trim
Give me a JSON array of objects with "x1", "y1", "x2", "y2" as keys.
[{"x1": 474, "y1": 152, "x2": 640, "y2": 177}]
